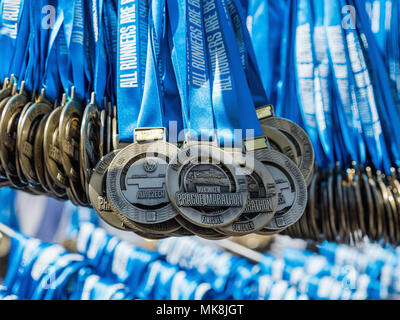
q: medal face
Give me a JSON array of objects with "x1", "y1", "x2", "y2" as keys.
[
  {"x1": 18, "y1": 100, "x2": 52, "y2": 184},
  {"x1": 361, "y1": 173, "x2": 376, "y2": 240},
  {"x1": 260, "y1": 117, "x2": 314, "y2": 185},
  {"x1": 33, "y1": 114, "x2": 51, "y2": 193},
  {"x1": 0, "y1": 93, "x2": 28, "y2": 183},
  {"x1": 88, "y1": 150, "x2": 129, "y2": 231},
  {"x1": 166, "y1": 144, "x2": 249, "y2": 228},
  {"x1": 15, "y1": 102, "x2": 33, "y2": 186},
  {"x1": 44, "y1": 167, "x2": 67, "y2": 199},
  {"x1": 261, "y1": 124, "x2": 299, "y2": 165},
  {"x1": 80, "y1": 102, "x2": 100, "y2": 197},
  {"x1": 107, "y1": 141, "x2": 180, "y2": 224},
  {"x1": 59, "y1": 99, "x2": 83, "y2": 183},
  {"x1": 217, "y1": 154, "x2": 278, "y2": 236},
  {"x1": 252, "y1": 148, "x2": 307, "y2": 232},
  {"x1": 43, "y1": 106, "x2": 69, "y2": 188}
]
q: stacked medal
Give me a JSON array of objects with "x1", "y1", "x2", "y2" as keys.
[
  {"x1": 94, "y1": 0, "x2": 314, "y2": 239},
  {"x1": 248, "y1": 0, "x2": 400, "y2": 244},
  {"x1": 0, "y1": 0, "x2": 314, "y2": 239}
]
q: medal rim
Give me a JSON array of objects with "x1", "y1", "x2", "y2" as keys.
[{"x1": 166, "y1": 143, "x2": 249, "y2": 228}]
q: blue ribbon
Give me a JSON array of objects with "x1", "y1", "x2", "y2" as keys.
[
  {"x1": 116, "y1": 0, "x2": 149, "y2": 143},
  {"x1": 226, "y1": 0, "x2": 268, "y2": 109},
  {"x1": 92, "y1": 0, "x2": 108, "y2": 107},
  {"x1": 167, "y1": 0, "x2": 214, "y2": 141},
  {"x1": 0, "y1": 0, "x2": 25, "y2": 81}
]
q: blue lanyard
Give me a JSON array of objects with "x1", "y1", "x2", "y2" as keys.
[
  {"x1": 0, "y1": 0, "x2": 25, "y2": 81},
  {"x1": 354, "y1": 0, "x2": 400, "y2": 169},
  {"x1": 68, "y1": 0, "x2": 88, "y2": 101},
  {"x1": 56, "y1": 10, "x2": 73, "y2": 96},
  {"x1": 7, "y1": 0, "x2": 29, "y2": 88},
  {"x1": 324, "y1": 0, "x2": 366, "y2": 165},
  {"x1": 160, "y1": 8, "x2": 182, "y2": 141},
  {"x1": 309, "y1": 0, "x2": 336, "y2": 165},
  {"x1": 166, "y1": 0, "x2": 214, "y2": 141},
  {"x1": 226, "y1": 0, "x2": 268, "y2": 109},
  {"x1": 350, "y1": 0, "x2": 398, "y2": 171},
  {"x1": 91, "y1": 0, "x2": 107, "y2": 106},
  {"x1": 204, "y1": 0, "x2": 263, "y2": 146},
  {"x1": 116, "y1": 0, "x2": 149, "y2": 143},
  {"x1": 103, "y1": 0, "x2": 118, "y2": 104},
  {"x1": 294, "y1": 0, "x2": 327, "y2": 165},
  {"x1": 387, "y1": 0, "x2": 400, "y2": 101},
  {"x1": 364, "y1": 0, "x2": 390, "y2": 56},
  {"x1": 136, "y1": 0, "x2": 164, "y2": 130},
  {"x1": 39, "y1": 0, "x2": 62, "y2": 101}
]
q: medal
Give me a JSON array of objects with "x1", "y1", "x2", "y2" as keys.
[
  {"x1": 167, "y1": 142, "x2": 249, "y2": 228},
  {"x1": 217, "y1": 150, "x2": 278, "y2": 236},
  {"x1": 257, "y1": 105, "x2": 314, "y2": 186},
  {"x1": 80, "y1": 93, "x2": 101, "y2": 197},
  {"x1": 0, "y1": 83, "x2": 29, "y2": 188},
  {"x1": 43, "y1": 101, "x2": 69, "y2": 189},
  {"x1": 33, "y1": 113, "x2": 52, "y2": 194},
  {"x1": 88, "y1": 150, "x2": 129, "y2": 231},
  {"x1": 107, "y1": 135, "x2": 180, "y2": 225},
  {"x1": 254, "y1": 148, "x2": 307, "y2": 234},
  {"x1": 104, "y1": 0, "x2": 181, "y2": 236},
  {"x1": 18, "y1": 90, "x2": 52, "y2": 185},
  {"x1": 261, "y1": 124, "x2": 299, "y2": 166}
]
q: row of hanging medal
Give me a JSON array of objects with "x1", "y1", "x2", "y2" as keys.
[
  {"x1": 246, "y1": 0, "x2": 400, "y2": 244},
  {"x1": 0, "y1": 0, "x2": 314, "y2": 239}
]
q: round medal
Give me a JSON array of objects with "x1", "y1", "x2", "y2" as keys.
[
  {"x1": 217, "y1": 154, "x2": 278, "y2": 236},
  {"x1": 260, "y1": 117, "x2": 314, "y2": 185},
  {"x1": 89, "y1": 150, "x2": 130, "y2": 231},
  {"x1": 59, "y1": 95, "x2": 88, "y2": 205},
  {"x1": 166, "y1": 143, "x2": 249, "y2": 228},
  {"x1": 252, "y1": 148, "x2": 307, "y2": 232},
  {"x1": 261, "y1": 124, "x2": 299, "y2": 165},
  {"x1": 80, "y1": 97, "x2": 101, "y2": 196},
  {"x1": 107, "y1": 140, "x2": 180, "y2": 225},
  {"x1": 0, "y1": 89, "x2": 30, "y2": 188},
  {"x1": 18, "y1": 96, "x2": 52, "y2": 184},
  {"x1": 33, "y1": 114, "x2": 51, "y2": 192},
  {"x1": 43, "y1": 106, "x2": 69, "y2": 188}
]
